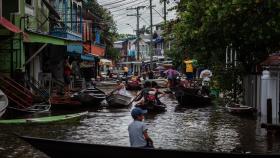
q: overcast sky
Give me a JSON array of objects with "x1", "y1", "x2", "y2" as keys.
[{"x1": 96, "y1": 0, "x2": 178, "y2": 34}]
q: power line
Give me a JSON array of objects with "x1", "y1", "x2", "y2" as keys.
[
  {"x1": 152, "y1": 7, "x2": 164, "y2": 19},
  {"x1": 111, "y1": 0, "x2": 148, "y2": 12},
  {"x1": 115, "y1": 17, "x2": 137, "y2": 23},
  {"x1": 99, "y1": 0, "x2": 125, "y2": 6},
  {"x1": 110, "y1": 0, "x2": 149, "y2": 13},
  {"x1": 106, "y1": 0, "x2": 139, "y2": 10},
  {"x1": 139, "y1": 16, "x2": 149, "y2": 25},
  {"x1": 113, "y1": 12, "x2": 161, "y2": 17}
]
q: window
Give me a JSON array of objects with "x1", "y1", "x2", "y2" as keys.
[{"x1": 25, "y1": 0, "x2": 33, "y2": 6}]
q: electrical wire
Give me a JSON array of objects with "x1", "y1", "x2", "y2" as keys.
[
  {"x1": 110, "y1": 0, "x2": 149, "y2": 13},
  {"x1": 99, "y1": 0, "x2": 125, "y2": 6},
  {"x1": 106, "y1": 0, "x2": 140, "y2": 10},
  {"x1": 152, "y1": 8, "x2": 164, "y2": 19},
  {"x1": 139, "y1": 16, "x2": 150, "y2": 25}
]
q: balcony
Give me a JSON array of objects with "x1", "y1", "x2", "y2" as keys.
[
  {"x1": 50, "y1": 28, "x2": 82, "y2": 41},
  {"x1": 50, "y1": 28, "x2": 83, "y2": 54}
]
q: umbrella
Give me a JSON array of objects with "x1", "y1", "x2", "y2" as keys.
[
  {"x1": 164, "y1": 69, "x2": 179, "y2": 75},
  {"x1": 199, "y1": 69, "x2": 212, "y2": 78},
  {"x1": 155, "y1": 66, "x2": 165, "y2": 70}
]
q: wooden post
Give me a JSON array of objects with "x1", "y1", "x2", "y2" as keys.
[
  {"x1": 267, "y1": 98, "x2": 272, "y2": 124},
  {"x1": 0, "y1": 0, "x2": 2, "y2": 17}
]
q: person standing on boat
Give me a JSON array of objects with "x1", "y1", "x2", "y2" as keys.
[
  {"x1": 128, "y1": 107, "x2": 154, "y2": 148},
  {"x1": 64, "y1": 57, "x2": 72, "y2": 95},
  {"x1": 183, "y1": 57, "x2": 194, "y2": 80},
  {"x1": 123, "y1": 66, "x2": 129, "y2": 77},
  {"x1": 199, "y1": 69, "x2": 212, "y2": 96},
  {"x1": 148, "y1": 69, "x2": 154, "y2": 79},
  {"x1": 164, "y1": 66, "x2": 179, "y2": 88}
]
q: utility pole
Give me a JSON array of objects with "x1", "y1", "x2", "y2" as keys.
[
  {"x1": 127, "y1": 6, "x2": 145, "y2": 62},
  {"x1": 149, "y1": 0, "x2": 154, "y2": 70},
  {"x1": 163, "y1": 0, "x2": 167, "y2": 60},
  {"x1": 163, "y1": 0, "x2": 167, "y2": 25}
]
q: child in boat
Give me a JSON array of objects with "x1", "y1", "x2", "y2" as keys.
[{"x1": 128, "y1": 107, "x2": 153, "y2": 148}]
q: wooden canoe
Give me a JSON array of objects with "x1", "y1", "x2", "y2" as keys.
[
  {"x1": 7, "y1": 101, "x2": 51, "y2": 114},
  {"x1": 72, "y1": 87, "x2": 106, "y2": 106},
  {"x1": 19, "y1": 136, "x2": 280, "y2": 158},
  {"x1": 0, "y1": 89, "x2": 8, "y2": 117},
  {"x1": 175, "y1": 87, "x2": 212, "y2": 106},
  {"x1": 0, "y1": 111, "x2": 88, "y2": 124},
  {"x1": 106, "y1": 93, "x2": 132, "y2": 108},
  {"x1": 135, "y1": 102, "x2": 167, "y2": 113},
  {"x1": 225, "y1": 103, "x2": 255, "y2": 114}
]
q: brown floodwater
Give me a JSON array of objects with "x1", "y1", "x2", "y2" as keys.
[{"x1": 0, "y1": 86, "x2": 279, "y2": 157}]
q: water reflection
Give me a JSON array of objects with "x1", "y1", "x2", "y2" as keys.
[{"x1": 0, "y1": 87, "x2": 280, "y2": 157}]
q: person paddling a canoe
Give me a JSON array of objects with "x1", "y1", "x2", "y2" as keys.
[
  {"x1": 134, "y1": 81, "x2": 153, "y2": 108},
  {"x1": 128, "y1": 107, "x2": 154, "y2": 148},
  {"x1": 108, "y1": 80, "x2": 127, "y2": 96}
]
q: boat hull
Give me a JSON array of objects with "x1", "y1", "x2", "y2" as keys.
[
  {"x1": 106, "y1": 94, "x2": 132, "y2": 108},
  {"x1": 0, "y1": 89, "x2": 8, "y2": 117},
  {"x1": 126, "y1": 81, "x2": 142, "y2": 90},
  {"x1": 73, "y1": 87, "x2": 106, "y2": 106},
  {"x1": 0, "y1": 111, "x2": 88, "y2": 124},
  {"x1": 20, "y1": 136, "x2": 280, "y2": 158},
  {"x1": 225, "y1": 104, "x2": 255, "y2": 115},
  {"x1": 136, "y1": 102, "x2": 167, "y2": 113},
  {"x1": 175, "y1": 87, "x2": 212, "y2": 106}
]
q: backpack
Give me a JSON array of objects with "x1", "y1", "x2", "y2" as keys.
[{"x1": 145, "y1": 90, "x2": 156, "y2": 102}]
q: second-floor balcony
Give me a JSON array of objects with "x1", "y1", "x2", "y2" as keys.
[
  {"x1": 50, "y1": 27, "x2": 82, "y2": 41},
  {"x1": 50, "y1": 27, "x2": 83, "y2": 54}
]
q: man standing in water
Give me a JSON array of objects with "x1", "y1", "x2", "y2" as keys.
[{"x1": 128, "y1": 107, "x2": 154, "y2": 148}]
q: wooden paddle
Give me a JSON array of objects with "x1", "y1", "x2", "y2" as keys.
[
  {"x1": 127, "y1": 90, "x2": 142, "y2": 106},
  {"x1": 106, "y1": 88, "x2": 118, "y2": 99}
]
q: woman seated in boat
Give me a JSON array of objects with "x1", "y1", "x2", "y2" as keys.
[
  {"x1": 151, "y1": 81, "x2": 165, "y2": 105},
  {"x1": 134, "y1": 81, "x2": 163, "y2": 109},
  {"x1": 134, "y1": 81, "x2": 152, "y2": 108},
  {"x1": 109, "y1": 80, "x2": 127, "y2": 96}
]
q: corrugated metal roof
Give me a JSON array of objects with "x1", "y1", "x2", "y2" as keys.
[{"x1": 261, "y1": 54, "x2": 280, "y2": 66}]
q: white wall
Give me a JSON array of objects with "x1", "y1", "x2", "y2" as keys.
[{"x1": 260, "y1": 70, "x2": 279, "y2": 124}]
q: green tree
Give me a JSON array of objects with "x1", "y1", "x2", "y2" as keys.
[{"x1": 164, "y1": 0, "x2": 280, "y2": 91}]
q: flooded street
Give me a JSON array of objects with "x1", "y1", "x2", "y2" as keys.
[{"x1": 0, "y1": 87, "x2": 279, "y2": 157}]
